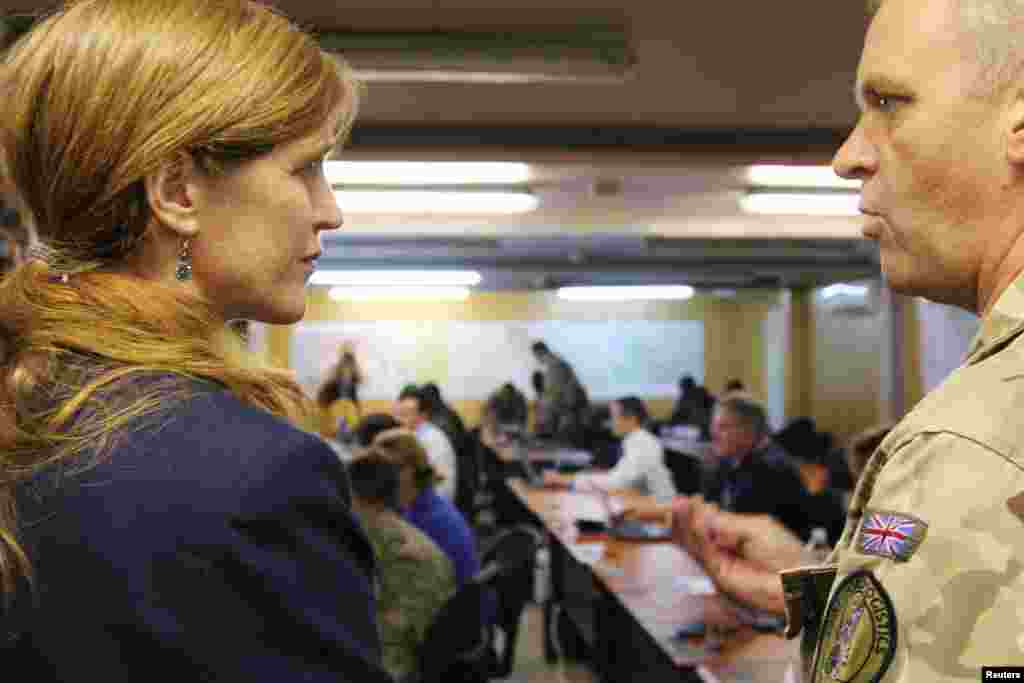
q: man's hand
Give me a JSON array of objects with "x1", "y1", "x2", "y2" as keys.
[{"x1": 672, "y1": 498, "x2": 804, "y2": 616}]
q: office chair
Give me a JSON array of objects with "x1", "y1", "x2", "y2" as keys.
[
  {"x1": 453, "y1": 432, "x2": 482, "y2": 524},
  {"x1": 412, "y1": 579, "x2": 493, "y2": 683},
  {"x1": 477, "y1": 524, "x2": 543, "y2": 678},
  {"x1": 663, "y1": 449, "x2": 704, "y2": 496}
]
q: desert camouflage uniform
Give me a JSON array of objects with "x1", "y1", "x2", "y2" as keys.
[
  {"x1": 538, "y1": 352, "x2": 589, "y2": 441},
  {"x1": 784, "y1": 277, "x2": 1024, "y2": 682},
  {"x1": 360, "y1": 508, "x2": 456, "y2": 679}
]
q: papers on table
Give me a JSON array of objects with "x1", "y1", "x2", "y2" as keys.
[{"x1": 673, "y1": 575, "x2": 717, "y2": 595}]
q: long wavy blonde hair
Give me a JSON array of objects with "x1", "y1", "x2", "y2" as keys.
[{"x1": 0, "y1": 0, "x2": 360, "y2": 599}]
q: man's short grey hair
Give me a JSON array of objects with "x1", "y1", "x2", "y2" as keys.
[
  {"x1": 716, "y1": 395, "x2": 770, "y2": 438},
  {"x1": 869, "y1": 0, "x2": 1024, "y2": 96}
]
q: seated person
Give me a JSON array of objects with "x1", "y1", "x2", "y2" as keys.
[
  {"x1": 478, "y1": 382, "x2": 530, "y2": 454},
  {"x1": 773, "y1": 418, "x2": 848, "y2": 545},
  {"x1": 701, "y1": 395, "x2": 816, "y2": 541},
  {"x1": 484, "y1": 383, "x2": 529, "y2": 433},
  {"x1": 669, "y1": 374, "x2": 714, "y2": 440},
  {"x1": 396, "y1": 387, "x2": 458, "y2": 501},
  {"x1": 354, "y1": 412, "x2": 401, "y2": 449},
  {"x1": 348, "y1": 451, "x2": 455, "y2": 680},
  {"x1": 371, "y1": 428, "x2": 481, "y2": 588},
  {"x1": 846, "y1": 422, "x2": 894, "y2": 484},
  {"x1": 545, "y1": 396, "x2": 677, "y2": 502}
]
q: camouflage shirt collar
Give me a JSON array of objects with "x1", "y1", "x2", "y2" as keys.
[{"x1": 966, "y1": 272, "x2": 1024, "y2": 365}]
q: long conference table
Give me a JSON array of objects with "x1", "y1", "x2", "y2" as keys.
[{"x1": 504, "y1": 478, "x2": 799, "y2": 683}]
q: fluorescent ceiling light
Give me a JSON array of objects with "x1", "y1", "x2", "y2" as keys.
[
  {"x1": 557, "y1": 285, "x2": 695, "y2": 301},
  {"x1": 820, "y1": 283, "x2": 869, "y2": 300},
  {"x1": 310, "y1": 270, "x2": 482, "y2": 287},
  {"x1": 740, "y1": 192, "x2": 860, "y2": 217},
  {"x1": 328, "y1": 286, "x2": 471, "y2": 302},
  {"x1": 746, "y1": 165, "x2": 860, "y2": 190},
  {"x1": 324, "y1": 161, "x2": 531, "y2": 186},
  {"x1": 335, "y1": 190, "x2": 538, "y2": 215}
]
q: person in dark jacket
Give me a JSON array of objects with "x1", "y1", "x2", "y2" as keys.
[
  {"x1": 0, "y1": 2, "x2": 388, "y2": 680},
  {"x1": 531, "y1": 340, "x2": 589, "y2": 444},
  {"x1": 701, "y1": 395, "x2": 817, "y2": 541}
]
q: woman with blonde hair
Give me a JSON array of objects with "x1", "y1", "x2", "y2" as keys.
[{"x1": 0, "y1": 2, "x2": 390, "y2": 680}]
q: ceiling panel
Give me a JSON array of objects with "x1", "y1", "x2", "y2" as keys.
[{"x1": 0, "y1": 0, "x2": 876, "y2": 288}]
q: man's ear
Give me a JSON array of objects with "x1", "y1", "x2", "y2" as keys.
[{"x1": 144, "y1": 153, "x2": 203, "y2": 238}]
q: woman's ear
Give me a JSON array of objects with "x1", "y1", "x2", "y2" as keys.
[
  {"x1": 144, "y1": 153, "x2": 202, "y2": 238},
  {"x1": 1006, "y1": 90, "x2": 1024, "y2": 167}
]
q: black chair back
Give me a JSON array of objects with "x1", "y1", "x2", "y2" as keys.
[
  {"x1": 414, "y1": 580, "x2": 492, "y2": 683},
  {"x1": 664, "y1": 449, "x2": 704, "y2": 496},
  {"x1": 453, "y1": 433, "x2": 482, "y2": 523},
  {"x1": 476, "y1": 524, "x2": 542, "y2": 678}
]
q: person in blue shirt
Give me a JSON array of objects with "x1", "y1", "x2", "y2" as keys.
[{"x1": 371, "y1": 428, "x2": 481, "y2": 587}]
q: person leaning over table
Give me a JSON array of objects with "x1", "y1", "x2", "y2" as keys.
[
  {"x1": 531, "y1": 340, "x2": 590, "y2": 444},
  {"x1": 0, "y1": 1, "x2": 391, "y2": 680},
  {"x1": 675, "y1": 0, "x2": 1024, "y2": 680},
  {"x1": 544, "y1": 395, "x2": 677, "y2": 501}
]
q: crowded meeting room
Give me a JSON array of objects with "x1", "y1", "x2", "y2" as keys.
[{"x1": 0, "y1": 1, "x2": 1019, "y2": 682}]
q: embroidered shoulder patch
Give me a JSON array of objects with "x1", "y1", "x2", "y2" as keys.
[
  {"x1": 812, "y1": 570, "x2": 896, "y2": 683},
  {"x1": 855, "y1": 509, "x2": 927, "y2": 562}
]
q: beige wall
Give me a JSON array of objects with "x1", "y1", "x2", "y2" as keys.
[
  {"x1": 265, "y1": 287, "x2": 779, "y2": 427},
  {"x1": 260, "y1": 283, "x2": 934, "y2": 442},
  {"x1": 803, "y1": 281, "x2": 928, "y2": 445},
  {"x1": 808, "y1": 287, "x2": 882, "y2": 443}
]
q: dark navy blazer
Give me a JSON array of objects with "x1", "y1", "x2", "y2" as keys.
[{"x1": 10, "y1": 384, "x2": 392, "y2": 682}]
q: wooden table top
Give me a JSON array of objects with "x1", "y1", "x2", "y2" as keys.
[
  {"x1": 489, "y1": 441, "x2": 594, "y2": 467},
  {"x1": 506, "y1": 479, "x2": 798, "y2": 683}
]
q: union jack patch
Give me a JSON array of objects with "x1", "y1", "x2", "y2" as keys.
[{"x1": 855, "y1": 509, "x2": 928, "y2": 562}]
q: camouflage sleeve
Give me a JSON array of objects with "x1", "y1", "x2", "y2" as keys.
[
  {"x1": 543, "y1": 361, "x2": 573, "y2": 412},
  {"x1": 375, "y1": 528, "x2": 456, "y2": 679},
  {"x1": 813, "y1": 433, "x2": 1024, "y2": 682}
]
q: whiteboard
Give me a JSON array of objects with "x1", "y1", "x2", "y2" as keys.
[{"x1": 292, "y1": 319, "x2": 703, "y2": 401}]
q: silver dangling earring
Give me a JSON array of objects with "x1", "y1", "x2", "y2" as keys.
[{"x1": 175, "y1": 238, "x2": 193, "y2": 281}]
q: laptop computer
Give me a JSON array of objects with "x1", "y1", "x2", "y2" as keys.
[{"x1": 497, "y1": 423, "x2": 545, "y2": 487}]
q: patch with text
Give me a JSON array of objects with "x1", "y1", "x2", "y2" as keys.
[{"x1": 811, "y1": 570, "x2": 896, "y2": 683}]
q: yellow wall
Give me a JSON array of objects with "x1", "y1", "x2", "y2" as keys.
[
  {"x1": 262, "y1": 284, "x2": 935, "y2": 444},
  {"x1": 267, "y1": 288, "x2": 778, "y2": 427},
  {"x1": 785, "y1": 288, "x2": 814, "y2": 421}
]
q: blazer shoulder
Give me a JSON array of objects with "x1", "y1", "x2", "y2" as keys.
[{"x1": 55, "y1": 388, "x2": 349, "y2": 519}]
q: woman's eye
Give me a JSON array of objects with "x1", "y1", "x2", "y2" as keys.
[
  {"x1": 300, "y1": 159, "x2": 323, "y2": 176},
  {"x1": 868, "y1": 90, "x2": 905, "y2": 113}
]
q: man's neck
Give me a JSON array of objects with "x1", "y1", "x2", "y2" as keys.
[{"x1": 977, "y1": 216, "x2": 1024, "y2": 317}]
